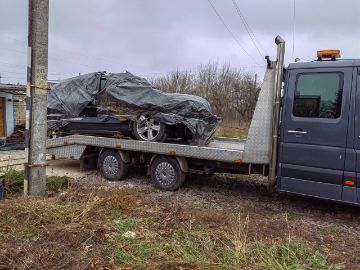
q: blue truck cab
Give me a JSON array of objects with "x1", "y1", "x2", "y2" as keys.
[{"x1": 277, "y1": 55, "x2": 360, "y2": 205}]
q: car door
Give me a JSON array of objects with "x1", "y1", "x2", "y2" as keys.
[{"x1": 278, "y1": 66, "x2": 353, "y2": 201}]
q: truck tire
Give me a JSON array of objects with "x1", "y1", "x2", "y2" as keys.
[
  {"x1": 150, "y1": 156, "x2": 186, "y2": 191},
  {"x1": 99, "y1": 150, "x2": 129, "y2": 181}
]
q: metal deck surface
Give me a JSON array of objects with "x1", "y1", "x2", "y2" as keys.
[
  {"x1": 46, "y1": 135, "x2": 245, "y2": 163},
  {"x1": 209, "y1": 138, "x2": 245, "y2": 151}
]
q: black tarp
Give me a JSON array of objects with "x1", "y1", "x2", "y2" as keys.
[
  {"x1": 48, "y1": 72, "x2": 101, "y2": 117},
  {"x1": 48, "y1": 72, "x2": 220, "y2": 145}
]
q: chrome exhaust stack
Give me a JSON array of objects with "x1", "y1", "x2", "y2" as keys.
[{"x1": 268, "y1": 35, "x2": 285, "y2": 189}]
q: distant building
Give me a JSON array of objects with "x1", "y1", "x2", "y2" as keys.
[{"x1": 0, "y1": 84, "x2": 26, "y2": 137}]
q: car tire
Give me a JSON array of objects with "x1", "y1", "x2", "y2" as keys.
[
  {"x1": 132, "y1": 115, "x2": 168, "y2": 142},
  {"x1": 99, "y1": 150, "x2": 129, "y2": 181},
  {"x1": 150, "y1": 156, "x2": 186, "y2": 191}
]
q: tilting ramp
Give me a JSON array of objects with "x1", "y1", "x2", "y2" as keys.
[{"x1": 242, "y1": 64, "x2": 276, "y2": 164}]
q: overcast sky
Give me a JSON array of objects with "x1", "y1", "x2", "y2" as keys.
[{"x1": 0, "y1": 0, "x2": 359, "y2": 84}]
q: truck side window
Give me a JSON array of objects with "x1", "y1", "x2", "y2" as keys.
[{"x1": 293, "y1": 73, "x2": 343, "y2": 118}]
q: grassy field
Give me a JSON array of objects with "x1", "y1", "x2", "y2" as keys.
[{"x1": 0, "y1": 169, "x2": 357, "y2": 269}]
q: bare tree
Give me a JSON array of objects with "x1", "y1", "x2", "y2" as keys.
[
  {"x1": 150, "y1": 62, "x2": 259, "y2": 126},
  {"x1": 232, "y1": 73, "x2": 259, "y2": 122}
]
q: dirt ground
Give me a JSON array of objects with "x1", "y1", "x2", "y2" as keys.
[{"x1": 0, "y1": 160, "x2": 359, "y2": 269}]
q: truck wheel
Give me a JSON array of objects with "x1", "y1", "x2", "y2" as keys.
[
  {"x1": 99, "y1": 150, "x2": 129, "y2": 181},
  {"x1": 150, "y1": 156, "x2": 186, "y2": 191}
]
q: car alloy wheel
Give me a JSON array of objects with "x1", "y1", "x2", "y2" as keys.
[{"x1": 133, "y1": 115, "x2": 167, "y2": 142}]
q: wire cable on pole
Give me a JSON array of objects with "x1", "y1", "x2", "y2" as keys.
[
  {"x1": 292, "y1": 0, "x2": 296, "y2": 61},
  {"x1": 206, "y1": 0, "x2": 260, "y2": 65},
  {"x1": 231, "y1": 0, "x2": 267, "y2": 58}
]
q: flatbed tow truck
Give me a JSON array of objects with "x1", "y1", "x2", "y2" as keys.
[{"x1": 46, "y1": 36, "x2": 360, "y2": 206}]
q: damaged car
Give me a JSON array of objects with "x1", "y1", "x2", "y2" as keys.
[{"x1": 47, "y1": 72, "x2": 220, "y2": 145}]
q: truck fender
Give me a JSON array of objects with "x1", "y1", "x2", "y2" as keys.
[
  {"x1": 118, "y1": 150, "x2": 130, "y2": 163},
  {"x1": 148, "y1": 154, "x2": 188, "y2": 175},
  {"x1": 175, "y1": 156, "x2": 188, "y2": 173}
]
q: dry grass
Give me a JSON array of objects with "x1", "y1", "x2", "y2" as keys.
[
  {"x1": 215, "y1": 121, "x2": 249, "y2": 139},
  {"x1": 0, "y1": 185, "x2": 111, "y2": 269},
  {"x1": 0, "y1": 177, "x2": 345, "y2": 270}
]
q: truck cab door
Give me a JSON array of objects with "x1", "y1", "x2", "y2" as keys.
[
  {"x1": 278, "y1": 66, "x2": 353, "y2": 201},
  {"x1": 354, "y1": 67, "x2": 360, "y2": 204}
]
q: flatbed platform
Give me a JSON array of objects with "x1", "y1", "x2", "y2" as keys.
[{"x1": 46, "y1": 135, "x2": 246, "y2": 163}]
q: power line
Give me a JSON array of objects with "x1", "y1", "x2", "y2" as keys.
[
  {"x1": 0, "y1": 70, "x2": 78, "y2": 83},
  {"x1": 2, "y1": 35, "x2": 117, "y2": 69},
  {"x1": 2, "y1": 35, "x2": 145, "y2": 73},
  {"x1": 231, "y1": 0, "x2": 268, "y2": 57},
  {"x1": 292, "y1": 0, "x2": 296, "y2": 61},
  {"x1": 0, "y1": 70, "x2": 76, "y2": 77},
  {"x1": 206, "y1": 0, "x2": 260, "y2": 65},
  {"x1": 231, "y1": 0, "x2": 263, "y2": 58},
  {"x1": 0, "y1": 46, "x2": 101, "y2": 70},
  {"x1": 0, "y1": 45, "x2": 168, "y2": 76},
  {"x1": 1, "y1": 76, "x2": 25, "y2": 80},
  {"x1": 0, "y1": 47, "x2": 26, "y2": 55},
  {"x1": 0, "y1": 61, "x2": 25, "y2": 68},
  {"x1": 0, "y1": 71, "x2": 26, "y2": 75}
]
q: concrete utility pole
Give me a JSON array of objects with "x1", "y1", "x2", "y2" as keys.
[{"x1": 25, "y1": 0, "x2": 49, "y2": 196}]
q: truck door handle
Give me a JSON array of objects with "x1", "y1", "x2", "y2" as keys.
[{"x1": 288, "y1": 130, "x2": 307, "y2": 136}]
